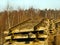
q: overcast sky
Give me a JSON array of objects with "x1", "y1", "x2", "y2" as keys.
[{"x1": 0, "y1": 0, "x2": 60, "y2": 11}]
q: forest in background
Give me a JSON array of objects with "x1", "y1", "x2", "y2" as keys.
[{"x1": 0, "y1": 8, "x2": 60, "y2": 45}]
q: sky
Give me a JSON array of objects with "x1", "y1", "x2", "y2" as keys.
[{"x1": 0, "y1": 0, "x2": 60, "y2": 11}]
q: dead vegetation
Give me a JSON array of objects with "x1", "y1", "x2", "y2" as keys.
[{"x1": 0, "y1": 8, "x2": 60, "y2": 45}]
